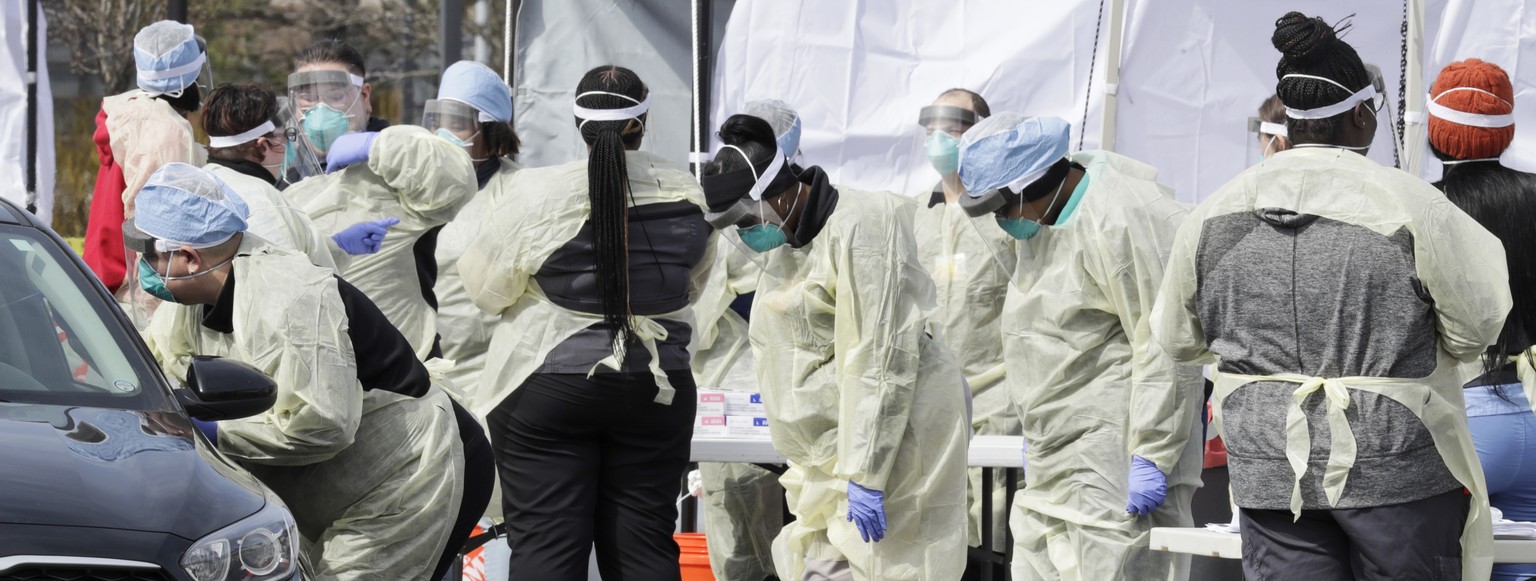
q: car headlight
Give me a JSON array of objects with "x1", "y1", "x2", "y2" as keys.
[{"x1": 181, "y1": 489, "x2": 301, "y2": 581}]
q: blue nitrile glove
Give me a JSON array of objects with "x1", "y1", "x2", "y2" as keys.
[
  {"x1": 847, "y1": 481, "x2": 887, "y2": 543},
  {"x1": 323, "y1": 131, "x2": 378, "y2": 173},
  {"x1": 1126, "y1": 455, "x2": 1168, "y2": 516},
  {"x1": 332, "y1": 218, "x2": 399, "y2": 255},
  {"x1": 191, "y1": 418, "x2": 218, "y2": 446}
]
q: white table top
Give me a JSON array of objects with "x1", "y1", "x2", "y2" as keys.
[
  {"x1": 690, "y1": 434, "x2": 1026, "y2": 469},
  {"x1": 1151, "y1": 527, "x2": 1536, "y2": 563}
]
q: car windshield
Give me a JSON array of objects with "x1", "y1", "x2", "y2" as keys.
[{"x1": 0, "y1": 225, "x2": 167, "y2": 409}]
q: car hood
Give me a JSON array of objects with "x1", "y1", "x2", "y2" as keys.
[{"x1": 0, "y1": 404, "x2": 266, "y2": 540}]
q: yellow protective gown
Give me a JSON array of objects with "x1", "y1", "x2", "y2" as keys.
[
  {"x1": 102, "y1": 89, "x2": 207, "y2": 214},
  {"x1": 284, "y1": 126, "x2": 477, "y2": 360},
  {"x1": 752, "y1": 188, "x2": 969, "y2": 581},
  {"x1": 458, "y1": 150, "x2": 715, "y2": 418},
  {"x1": 204, "y1": 163, "x2": 337, "y2": 272},
  {"x1": 1002, "y1": 151, "x2": 1203, "y2": 581},
  {"x1": 141, "y1": 239, "x2": 464, "y2": 580},
  {"x1": 1151, "y1": 146, "x2": 1512, "y2": 581},
  {"x1": 434, "y1": 158, "x2": 521, "y2": 394},
  {"x1": 690, "y1": 236, "x2": 781, "y2": 580},
  {"x1": 911, "y1": 185, "x2": 1019, "y2": 551}
]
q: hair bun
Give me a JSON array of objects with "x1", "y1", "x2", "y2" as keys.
[
  {"x1": 717, "y1": 114, "x2": 778, "y2": 149},
  {"x1": 1273, "y1": 12, "x2": 1336, "y2": 65}
]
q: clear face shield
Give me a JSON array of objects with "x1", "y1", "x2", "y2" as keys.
[
  {"x1": 701, "y1": 146, "x2": 801, "y2": 272},
  {"x1": 273, "y1": 96, "x2": 326, "y2": 187},
  {"x1": 421, "y1": 99, "x2": 484, "y2": 159},
  {"x1": 957, "y1": 159, "x2": 1076, "y2": 268},
  {"x1": 1246, "y1": 117, "x2": 1290, "y2": 165},
  {"x1": 286, "y1": 70, "x2": 367, "y2": 157},
  {"x1": 919, "y1": 105, "x2": 979, "y2": 176},
  {"x1": 191, "y1": 36, "x2": 213, "y2": 94}
]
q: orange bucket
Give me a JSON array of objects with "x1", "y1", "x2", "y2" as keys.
[{"x1": 676, "y1": 532, "x2": 715, "y2": 581}]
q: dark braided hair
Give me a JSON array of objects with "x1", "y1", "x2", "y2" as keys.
[
  {"x1": 703, "y1": 114, "x2": 779, "y2": 177},
  {"x1": 1272, "y1": 12, "x2": 1371, "y2": 143},
  {"x1": 574, "y1": 65, "x2": 648, "y2": 347},
  {"x1": 204, "y1": 83, "x2": 278, "y2": 161}
]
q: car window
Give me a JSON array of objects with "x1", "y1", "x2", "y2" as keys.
[{"x1": 0, "y1": 227, "x2": 167, "y2": 409}]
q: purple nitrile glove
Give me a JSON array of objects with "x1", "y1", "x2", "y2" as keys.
[
  {"x1": 324, "y1": 131, "x2": 378, "y2": 173},
  {"x1": 1126, "y1": 455, "x2": 1168, "y2": 516},
  {"x1": 332, "y1": 218, "x2": 399, "y2": 255},
  {"x1": 847, "y1": 481, "x2": 887, "y2": 543},
  {"x1": 191, "y1": 418, "x2": 218, "y2": 446}
]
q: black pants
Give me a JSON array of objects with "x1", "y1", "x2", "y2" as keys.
[
  {"x1": 430, "y1": 399, "x2": 497, "y2": 581},
  {"x1": 1239, "y1": 487, "x2": 1470, "y2": 580},
  {"x1": 488, "y1": 370, "x2": 697, "y2": 581}
]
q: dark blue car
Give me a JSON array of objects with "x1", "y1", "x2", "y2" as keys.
[{"x1": 0, "y1": 198, "x2": 302, "y2": 581}]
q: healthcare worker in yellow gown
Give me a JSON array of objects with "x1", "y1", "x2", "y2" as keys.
[
  {"x1": 700, "y1": 113, "x2": 969, "y2": 581},
  {"x1": 134, "y1": 164, "x2": 467, "y2": 580},
  {"x1": 1152, "y1": 12, "x2": 1511, "y2": 581},
  {"x1": 955, "y1": 113, "x2": 1204, "y2": 581},
  {"x1": 911, "y1": 88, "x2": 1019, "y2": 551}
]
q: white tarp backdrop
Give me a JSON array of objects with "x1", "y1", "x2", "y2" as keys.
[
  {"x1": 706, "y1": 0, "x2": 1535, "y2": 204},
  {"x1": 709, "y1": 0, "x2": 1112, "y2": 198},
  {"x1": 0, "y1": 2, "x2": 54, "y2": 224},
  {"x1": 1116, "y1": 0, "x2": 1439, "y2": 202},
  {"x1": 513, "y1": 0, "x2": 734, "y2": 169}
]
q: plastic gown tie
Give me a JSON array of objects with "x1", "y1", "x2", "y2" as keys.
[{"x1": 588, "y1": 317, "x2": 676, "y2": 405}]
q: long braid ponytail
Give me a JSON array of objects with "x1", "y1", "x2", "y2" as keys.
[{"x1": 574, "y1": 66, "x2": 648, "y2": 349}]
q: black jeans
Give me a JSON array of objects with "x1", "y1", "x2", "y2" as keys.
[
  {"x1": 1240, "y1": 487, "x2": 1470, "y2": 580},
  {"x1": 431, "y1": 399, "x2": 497, "y2": 581},
  {"x1": 488, "y1": 370, "x2": 697, "y2": 581}
]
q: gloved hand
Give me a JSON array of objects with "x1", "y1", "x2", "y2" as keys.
[
  {"x1": 847, "y1": 481, "x2": 887, "y2": 543},
  {"x1": 1126, "y1": 455, "x2": 1168, "y2": 516},
  {"x1": 191, "y1": 418, "x2": 218, "y2": 446},
  {"x1": 686, "y1": 469, "x2": 704, "y2": 497},
  {"x1": 324, "y1": 131, "x2": 378, "y2": 173},
  {"x1": 332, "y1": 218, "x2": 399, "y2": 255}
]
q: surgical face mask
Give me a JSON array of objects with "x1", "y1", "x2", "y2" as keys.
[
  {"x1": 994, "y1": 171, "x2": 1068, "y2": 240},
  {"x1": 302, "y1": 103, "x2": 352, "y2": 152},
  {"x1": 996, "y1": 216, "x2": 1045, "y2": 240},
  {"x1": 926, "y1": 131, "x2": 961, "y2": 175},
  {"x1": 138, "y1": 258, "x2": 176, "y2": 302},
  {"x1": 739, "y1": 224, "x2": 789, "y2": 252},
  {"x1": 435, "y1": 128, "x2": 467, "y2": 147}
]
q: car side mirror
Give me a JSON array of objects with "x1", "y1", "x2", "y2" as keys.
[{"x1": 175, "y1": 356, "x2": 277, "y2": 422}]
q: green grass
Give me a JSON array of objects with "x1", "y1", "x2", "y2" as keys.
[{"x1": 65, "y1": 237, "x2": 84, "y2": 257}]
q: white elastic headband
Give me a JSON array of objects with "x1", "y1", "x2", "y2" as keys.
[
  {"x1": 719, "y1": 144, "x2": 787, "y2": 202},
  {"x1": 1260, "y1": 122, "x2": 1289, "y2": 138},
  {"x1": 207, "y1": 121, "x2": 275, "y2": 149},
  {"x1": 1004, "y1": 163, "x2": 1054, "y2": 195},
  {"x1": 573, "y1": 91, "x2": 651, "y2": 127},
  {"x1": 1427, "y1": 87, "x2": 1516, "y2": 128},
  {"x1": 1282, "y1": 74, "x2": 1377, "y2": 120},
  {"x1": 137, "y1": 51, "x2": 207, "y2": 81}
]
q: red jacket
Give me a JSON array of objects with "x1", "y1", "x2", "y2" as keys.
[{"x1": 82, "y1": 103, "x2": 126, "y2": 293}]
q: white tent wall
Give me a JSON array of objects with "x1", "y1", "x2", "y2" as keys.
[
  {"x1": 1420, "y1": 0, "x2": 1536, "y2": 181},
  {"x1": 0, "y1": 2, "x2": 54, "y2": 224},
  {"x1": 1113, "y1": 0, "x2": 1437, "y2": 204},
  {"x1": 706, "y1": 1, "x2": 1536, "y2": 204},
  {"x1": 513, "y1": 0, "x2": 735, "y2": 169},
  {"x1": 708, "y1": 0, "x2": 1112, "y2": 198}
]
